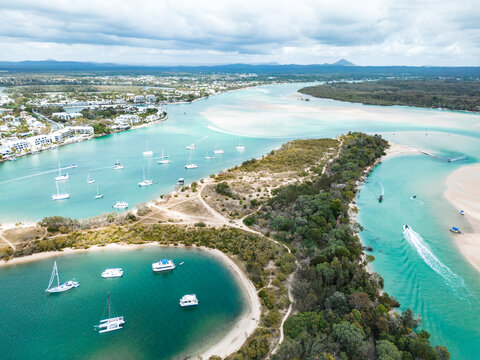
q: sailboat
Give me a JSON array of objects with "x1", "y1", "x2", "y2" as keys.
[
  {"x1": 204, "y1": 150, "x2": 216, "y2": 160},
  {"x1": 95, "y1": 292, "x2": 125, "y2": 333},
  {"x1": 185, "y1": 152, "x2": 198, "y2": 169},
  {"x1": 213, "y1": 143, "x2": 224, "y2": 155},
  {"x1": 54, "y1": 163, "x2": 69, "y2": 181},
  {"x1": 138, "y1": 166, "x2": 153, "y2": 187},
  {"x1": 113, "y1": 160, "x2": 124, "y2": 170},
  {"x1": 236, "y1": 139, "x2": 245, "y2": 151},
  {"x1": 142, "y1": 141, "x2": 153, "y2": 156},
  {"x1": 87, "y1": 174, "x2": 95, "y2": 184},
  {"x1": 186, "y1": 144, "x2": 196, "y2": 150},
  {"x1": 52, "y1": 181, "x2": 69, "y2": 201},
  {"x1": 45, "y1": 261, "x2": 79, "y2": 293},
  {"x1": 94, "y1": 184, "x2": 103, "y2": 199},
  {"x1": 157, "y1": 148, "x2": 170, "y2": 164}
]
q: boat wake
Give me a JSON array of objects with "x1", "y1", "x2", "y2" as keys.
[
  {"x1": 410, "y1": 196, "x2": 424, "y2": 205},
  {"x1": 448, "y1": 155, "x2": 467, "y2": 162},
  {"x1": 379, "y1": 183, "x2": 384, "y2": 196},
  {"x1": 0, "y1": 165, "x2": 77, "y2": 185},
  {"x1": 403, "y1": 226, "x2": 469, "y2": 300},
  {"x1": 205, "y1": 124, "x2": 289, "y2": 139}
]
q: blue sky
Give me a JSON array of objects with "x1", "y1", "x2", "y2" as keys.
[{"x1": 0, "y1": 0, "x2": 479, "y2": 66}]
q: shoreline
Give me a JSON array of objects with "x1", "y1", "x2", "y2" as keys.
[
  {"x1": 445, "y1": 164, "x2": 480, "y2": 272},
  {"x1": 0, "y1": 241, "x2": 261, "y2": 360}
]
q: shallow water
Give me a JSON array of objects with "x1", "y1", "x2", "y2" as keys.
[{"x1": 0, "y1": 247, "x2": 246, "y2": 360}]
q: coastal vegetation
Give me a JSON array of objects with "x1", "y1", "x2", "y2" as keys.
[{"x1": 300, "y1": 79, "x2": 480, "y2": 112}]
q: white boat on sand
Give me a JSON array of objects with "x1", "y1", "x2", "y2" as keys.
[{"x1": 45, "y1": 261, "x2": 79, "y2": 293}]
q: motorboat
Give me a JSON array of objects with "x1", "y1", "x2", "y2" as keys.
[
  {"x1": 450, "y1": 226, "x2": 461, "y2": 234},
  {"x1": 179, "y1": 262, "x2": 184, "y2": 266},
  {"x1": 403, "y1": 224, "x2": 410, "y2": 231},
  {"x1": 152, "y1": 259, "x2": 175, "y2": 272},
  {"x1": 101, "y1": 268, "x2": 124, "y2": 278},
  {"x1": 180, "y1": 294, "x2": 199, "y2": 307},
  {"x1": 460, "y1": 210, "x2": 465, "y2": 215},
  {"x1": 70, "y1": 164, "x2": 78, "y2": 168},
  {"x1": 378, "y1": 195, "x2": 383, "y2": 202},
  {"x1": 113, "y1": 160, "x2": 124, "y2": 170},
  {"x1": 45, "y1": 262, "x2": 79, "y2": 293},
  {"x1": 113, "y1": 201, "x2": 128, "y2": 209},
  {"x1": 177, "y1": 178, "x2": 185, "y2": 185}
]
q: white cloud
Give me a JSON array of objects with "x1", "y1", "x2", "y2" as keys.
[{"x1": 0, "y1": 0, "x2": 478, "y2": 65}]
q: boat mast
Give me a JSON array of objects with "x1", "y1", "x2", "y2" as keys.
[{"x1": 107, "y1": 292, "x2": 111, "y2": 318}]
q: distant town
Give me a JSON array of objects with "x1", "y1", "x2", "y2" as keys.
[{"x1": 0, "y1": 73, "x2": 267, "y2": 161}]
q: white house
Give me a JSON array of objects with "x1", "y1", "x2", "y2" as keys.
[
  {"x1": 115, "y1": 114, "x2": 140, "y2": 125},
  {"x1": 134, "y1": 95, "x2": 145, "y2": 103},
  {"x1": 66, "y1": 125, "x2": 94, "y2": 135},
  {"x1": 50, "y1": 128, "x2": 72, "y2": 142},
  {"x1": 145, "y1": 95, "x2": 156, "y2": 103},
  {"x1": 52, "y1": 112, "x2": 83, "y2": 121},
  {"x1": 27, "y1": 134, "x2": 51, "y2": 147},
  {"x1": 145, "y1": 114, "x2": 159, "y2": 122},
  {"x1": 5, "y1": 139, "x2": 30, "y2": 152}
]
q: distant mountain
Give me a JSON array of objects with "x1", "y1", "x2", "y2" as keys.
[{"x1": 332, "y1": 59, "x2": 355, "y2": 66}]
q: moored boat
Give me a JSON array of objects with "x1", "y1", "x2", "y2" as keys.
[
  {"x1": 95, "y1": 292, "x2": 125, "y2": 333},
  {"x1": 101, "y1": 268, "x2": 124, "y2": 278},
  {"x1": 45, "y1": 261, "x2": 79, "y2": 293},
  {"x1": 186, "y1": 144, "x2": 196, "y2": 150},
  {"x1": 180, "y1": 294, "x2": 199, "y2": 307},
  {"x1": 55, "y1": 163, "x2": 69, "y2": 181},
  {"x1": 152, "y1": 259, "x2": 175, "y2": 272},
  {"x1": 113, "y1": 201, "x2": 128, "y2": 209},
  {"x1": 52, "y1": 182, "x2": 69, "y2": 201},
  {"x1": 113, "y1": 160, "x2": 124, "y2": 170}
]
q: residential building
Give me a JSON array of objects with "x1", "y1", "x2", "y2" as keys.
[
  {"x1": 134, "y1": 95, "x2": 145, "y2": 103},
  {"x1": 66, "y1": 125, "x2": 94, "y2": 135},
  {"x1": 27, "y1": 134, "x2": 51, "y2": 147}
]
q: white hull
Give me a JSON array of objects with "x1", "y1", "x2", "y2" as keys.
[
  {"x1": 95, "y1": 194, "x2": 104, "y2": 199},
  {"x1": 55, "y1": 174, "x2": 69, "y2": 181},
  {"x1": 143, "y1": 151, "x2": 154, "y2": 156},
  {"x1": 236, "y1": 146, "x2": 245, "y2": 151},
  {"x1": 186, "y1": 144, "x2": 196, "y2": 150},
  {"x1": 185, "y1": 164, "x2": 198, "y2": 169},
  {"x1": 113, "y1": 201, "x2": 128, "y2": 209},
  {"x1": 102, "y1": 268, "x2": 124, "y2": 278},
  {"x1": 205, "y1": 156, "x2": 215, "y2": 160},
  {"x1": 158, "y1": 159, "x2": 170, "y2": 164},
  {"x1": 152, "y1": 259, "x2": 176, "y2": 272},
  {"x1": 46, "y1": 281, "x2": 79, "y2": 293},
  {"x1": 214, "y1": 150, "x2": 224, "y2": 154},
  {"x1": 113, "y1": 165, "x2": 124, "y2": 170},
  {"x1": 180, "y1": 294, "x2": 199, "y2": 307},
  {"x1": 138, "y1": 180, "x2": 153, "y2": 187},
  {"x1": 52, "y1": 193, "x2": 70, "y2": 200}
]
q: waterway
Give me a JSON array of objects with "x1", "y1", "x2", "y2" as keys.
[
  {"x1": 0, "y1": 247, "x2": 246, "y2": 360},
  {"x1": 2, "y1": 82, "x2": 480, "y2": 358}
]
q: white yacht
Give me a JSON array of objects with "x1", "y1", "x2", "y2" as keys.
[
  {"x1": 236, "y1": 138, "x2": 245, "y2": 151},
  {"x1": 204, "y1": 151, "x2": 215, "y2": 160},
  {"x1": 113, "y1": 160, "x2": 124, "y2": 170},
  {"x1": 45, "y1": 261, "x2": 79, "y2": 293},
  {"x1": 152, "y1": 259, "x2": 176, "y2": 272},
  {"x1": 113, "y1": 201, "x2": 128, "y2": 209},
  {"x1": 52, "y1": 182, "x2": 69, "y2": 201},
  {"x1": 55, "y1": 163, "x2": 69, "y2": 181},
  {"x1": 138, "y1": 167, "x2": 154, "y2": 187},
  {"x1": 95, "y1": 293, "x2": 125, "y2": 334},
  {"x1": 180, "y1": 294, "x2": 199, "y2": 307},
  {"x1": 158, "y1": 149, "x2": 170, "y2": 164},
  {"x1": 213, "y1": 143, "x2": 224, "y2": 154},
  {"x1": 94, "y1": 185, "x2": 103, "y2": 199},
  {"x1": 186, "y1": 144, "x2": 196, "y2": 150},
  {"x1": 87, "y1": 174, "x2": 95, "y2": 184},
  {"x1": 101, "y1": 268, "x2": 124, "y2": 278},
  {"x1": 185, "y1": 152, "x2": 198, "y2": 169},
  {"x1": 143, "y1": 141, "x2": 154, "y2": 156}
]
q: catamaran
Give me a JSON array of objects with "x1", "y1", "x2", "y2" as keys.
[
  {"x1": 204, "y1": 151, "x2": 216, "y2": 160},
  {"x1": 185, "y1": 152, "x2": 198, "y2": 169},
  {"x1": 138, "y1": 167, "x2": 153, "y2": 187},
  {"x1": 152, "y1": 259, "x2": 175, "y2": 272},
  {"x1": 186, "y1": 144, "x2": 196, "y2": 150},
  {"x1": 45, "y1": 261, "x2": 79, "y2": 293},
  {"x1": 101, "y1": 268, "x2": 124, "y2": 278},
  {"x1": 95, "y1": 292, "x2": 125, "y2": 333},
  {"x1": 213, "y1": 143, "x2": 224, "y2": 154},
  {"x1": 87, "y1": 174, "x2": 95, "y2": 184},
  {"x1": 113, "y1": 201, "x2": 128, "y2": 209},
  {"x1": 94, "y1": 184, "x2": 103, "y2": 199},
  {"x1": 236, "y1": 139, "x2": 245, "y2": 151},
  {"x1": 52, "y1": 182, "x2": 69, "y2": 201},
  {"x1": 143, "y1": 141, "x2": 154, "y2": 156},
  {"x1": 55, "y1": 163, "x2": 69, "y2": 181},
  {"x1": 180, "y1": 294, "x2": 199, "y2": 307},
  {"x1": 158, "y1": 148, "x2": 170, "y2": 164},
  {"x1": 113, "y1": 160, "x2": 124, "y2": 170}
]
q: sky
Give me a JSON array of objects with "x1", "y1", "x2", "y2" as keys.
[{"x1": 0, "y1": 0, "x2": 479, "y2": 66}]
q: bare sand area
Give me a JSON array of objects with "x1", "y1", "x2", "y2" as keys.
[{"x1": 445, "y1": 164, "x2": 480, "y2": 272}]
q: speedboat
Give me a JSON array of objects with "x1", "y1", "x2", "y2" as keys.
[
  {"x1": 113, "y1": 161, "x2": 124, "y2": 170},
  {"x1": 152, "y1": 259, "x2": 175, "y2": 272},
  {"x1": 450, "y1": 226, "x2": 461, "y2": 234},
  {"x1": 101, "y1": 268, "x2": 124, "y2": 278},
  {"x1": 70, "y1": 164, "x2": 78, "y2": 168},
  {"x1": 403, "y1": 224, "x2": 410, "y2": 231},
  {"x1": 113, "y1": 201, "x2": 128, "y2": 209},
  {"x1": 180, "y1": 294, "x2": 199, "y2": 307},
  {"x1": 186, "y1": 144, "x2": 196, "y2": 150},
  {"x1": 460, "y1": 210, "x2": 465, "y2": 215}
]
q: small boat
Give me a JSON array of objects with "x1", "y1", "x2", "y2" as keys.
[
  {"x1": 179, "y1": 262, "x2": 184, "y2": 266},
  {"x1": 412, "y1": 195, "x2": 417, "y2": 199},
  {"x1": 138, "y1": 167, "x2": 154, "y2": 187},
  {"x1": 460, "y1": 210, "x2": 465, "y2": 215},
  {"x1": 113, "y1": 201, "x2": 128, "y2": 209},
  {"x1": 403, "y1": 224, "x2": 410, "y2": 231},
  {"x1": 87, "y1": 174, "x2": 95, "y2": 184},
  {"x1": 450, "y1": 226, "x2": 461, "y2": 234},
  {"x1": 186, "y1": 144, "x2": 196, "y2": 150},
  {"x1": 94, "y1": 185, "x2": 103, "y2": 199},
  {"x1": 95, "y1": 292, "x2": 125, "y2": 333},
  {"x1": 52, "y1": 182, "x2": 69, "y2": 201},
  {"x1": 204, "y1": 151, "x2": 216, "y2": 160},
  {"x1": 55, "y1": 163, "x2": 69, "y2": 181},
  {"x1": 158, "y1": 148, "x2": 170, "y2": 164},
  {"x1": 101, "y1": 268, "x2": 124, "y2": 278},
  {"x1": 177, "y1": 178, "x2": 185, "y2": 185},
  {"x1": 70, "y1": 164, "x2": 78, "y2": 168},
  {"x1": 113, "y1": 160, "x2": 124, "y2": 170},
  {"x1": 236, "y1": 138, "x2": 245, "y2": 151},
  {"x1": 185, "y1": 152, "x2": 198, "y2": 169},
  {"x1": 180, "y1": 294, "x2": 199, "y2": 307},
  {"x1": 213, "y1": 143, "x2": 224, "y2": 154},
  {"x1": 45, "y1": 261, "x2": 79, "y2": 293},
  {"x1": 378, "y1": 195, "x2": 383, "y2": 202},
  {"x1": 152, "y1": 259, "x2": 175, "y2": 272},
  {"x1": 143, "y1": 141, "x2": 153, "y2": 156}
]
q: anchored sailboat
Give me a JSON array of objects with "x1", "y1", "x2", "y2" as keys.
[
  {"x1": 54, "y1": 163, "x2": 69, "y2": 181},
  {"x1": 87, "y1": 174, "x2": 95, "y2": 184},
  {"x1": 213, "y1": 142, "x2": 224, "y2": 154},
  {"x1": 143, "y1": 140, "x2": 153, "y2": 156},
  {"x1": 95, "y1": 184, "x2": 103, "y2": 199},
  {"x1": 138, "y1": 166, "x2": 153, "y2": 187},
  {"x1": 113, "y1": 160, "x2": 124, "y2": 170},
  {"x1": 185, "y1": 152, "x2": 198, "y2": 169},
  {"x1": 158, "y1": 148, "x2": 170, "y2": 164},
  {"x1": 204, "y1": 150, "x2": 215, "y2": 160},
  {"x1": 236, "y1": 138, "x2": 245, "y2": 151},
  {"x1": 45, "y1": 261, "x2": 79, "y2": 293},
  {"x1": 95, "y1": 292, "x2": 125, "y2": 333},
  {"x1": 52, "y1": 181, "x2": 69, "y2": 201}
]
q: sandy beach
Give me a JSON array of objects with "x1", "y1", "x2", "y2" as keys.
[
  {"x1": 445, "y1": 164, "x2": 480, "y2": 272},
  {"x1": 0, "y1": 241, "x2": 261, "y2": 359}
]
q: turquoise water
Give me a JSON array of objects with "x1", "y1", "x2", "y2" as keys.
[
  {"x1": 3, "y1": 83, "x2": 480, "y2": 358},
  {"x1": 0, "y1": 247, "x2": 246, "y2": 359}
]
